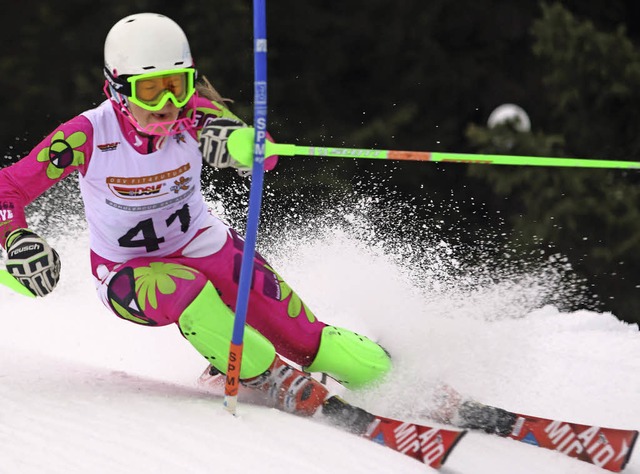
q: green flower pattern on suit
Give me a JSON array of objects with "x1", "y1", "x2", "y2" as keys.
[
  {"x1": 265, "y1": 264, "x2": 316, "y2": 323},
  {"x1": 36, "y1": 130, "x2": 86, "y2": 179},
  {"x1": 134, "y1": 262, "x2": 198, "y2": 310}
]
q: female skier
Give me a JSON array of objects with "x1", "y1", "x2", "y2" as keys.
[{"x1": 0, "y1": 13, "x2": 391, "y2": 415}]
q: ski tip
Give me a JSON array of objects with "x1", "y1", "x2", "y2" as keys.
[
  {"x1": 439, "y1": 429, "x2": 468, "y2": 468},
  {"x1": 620, "y1": 430, "x2": 639, "y2": 472}
]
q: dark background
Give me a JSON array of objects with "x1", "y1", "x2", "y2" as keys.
[{"x1": 3, "y1": 1, "x2": 640, "y2": 325}]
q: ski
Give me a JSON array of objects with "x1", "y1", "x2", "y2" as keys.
[
  {"x1": 199, "y1": 365, "x2": 636, "y2": 471},
  {"x1": 507, "y1": 412, "x2": 637, "y2": 472},
  {"x1": 321, "y1": 395, "x2": 466, "y2": 469},
  {"x1": 198, "y1": 367, "x2": 465, "y2": 469},
  {"x1": 430, "y1": 387, "x2": 638, "y2": 472}
]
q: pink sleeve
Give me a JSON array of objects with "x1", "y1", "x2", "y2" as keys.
[
  {"x1": 0, "y1": 115, "x2": 94, "y2": 247},
  {"x1": 264, "y1": 134, "x2": 278, "y2": 171}
]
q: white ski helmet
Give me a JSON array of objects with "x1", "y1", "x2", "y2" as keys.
[
  {"x1": 104, "y1": 12, "x2": 193, "y2": 77},
  {"x1": 103, "y1": 13, "x2": 197, "y2": 135}
]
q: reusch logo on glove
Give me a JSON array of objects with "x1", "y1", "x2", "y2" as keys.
[{"x1": 9, "y1": 243, "x2": 44, "y2": 257}]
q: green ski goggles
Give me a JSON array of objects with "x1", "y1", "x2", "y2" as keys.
[{"x1": 126, "y1": 68, "x2": 196, "y2": 111}]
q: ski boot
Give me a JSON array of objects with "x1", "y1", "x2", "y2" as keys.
[
  {"x1": 242, "y1": 355, "x2": 330, "y2": 417},
  {"x1": 429, "y1": 384, "x2": 517, "y2": 435},
  {"x1": 199, "y1": 356, "x2": 330, "y2": 417}
]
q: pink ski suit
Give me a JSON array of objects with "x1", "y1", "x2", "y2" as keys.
[{"x1": 0, "y1": 94, "x2": 326, "y2": 368}]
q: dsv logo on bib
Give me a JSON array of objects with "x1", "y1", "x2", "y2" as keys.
[
  {"x1": 106, "y1": 165, "x2": 191, "y2": 201},
  {"x1": 112, "y1": 184, "x2": 163, "y2": 198}
]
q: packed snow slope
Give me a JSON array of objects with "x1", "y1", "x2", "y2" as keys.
[{"x1": 0, "y1": 198, "x2": 638, "y2": 474}]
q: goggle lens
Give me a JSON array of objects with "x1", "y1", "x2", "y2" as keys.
[{"x1": 127, "y1": 69, "x2": 195, "y2": 111}]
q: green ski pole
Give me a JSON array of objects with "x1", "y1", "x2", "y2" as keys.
[{"x1": 0, "y1": 269, "x2": 36, "y2": 298}]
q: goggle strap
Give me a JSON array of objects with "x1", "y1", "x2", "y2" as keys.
[{"x1": 103, "y1": 67, "x2": 132, "y2": 97}]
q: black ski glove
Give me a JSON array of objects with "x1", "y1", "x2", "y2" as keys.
[
  {"x1": 199, "y1": 118, "x2": 251, "y2": 176},
  {"x1": 5, "y1": 229, "x2": 61, "y2": 297}
]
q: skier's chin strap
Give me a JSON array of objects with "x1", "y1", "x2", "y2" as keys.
[
  {"x1": 305, "y1": 326, "x2": 392, "y2": 389},
  {"x1": 177, "y1": 281, "x2": 276, "y2": 380}
]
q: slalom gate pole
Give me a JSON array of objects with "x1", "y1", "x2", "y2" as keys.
[
  {"x1": 223, "y1": 0, "x2": 269, "y2": 416},
  {"x1": 227, "y1": 127, "x2": 640, "y2": 170}
]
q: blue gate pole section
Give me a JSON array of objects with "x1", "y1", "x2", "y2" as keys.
[{"x1": 224, "y1": 0, "x2": 268, "y2": 415}]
